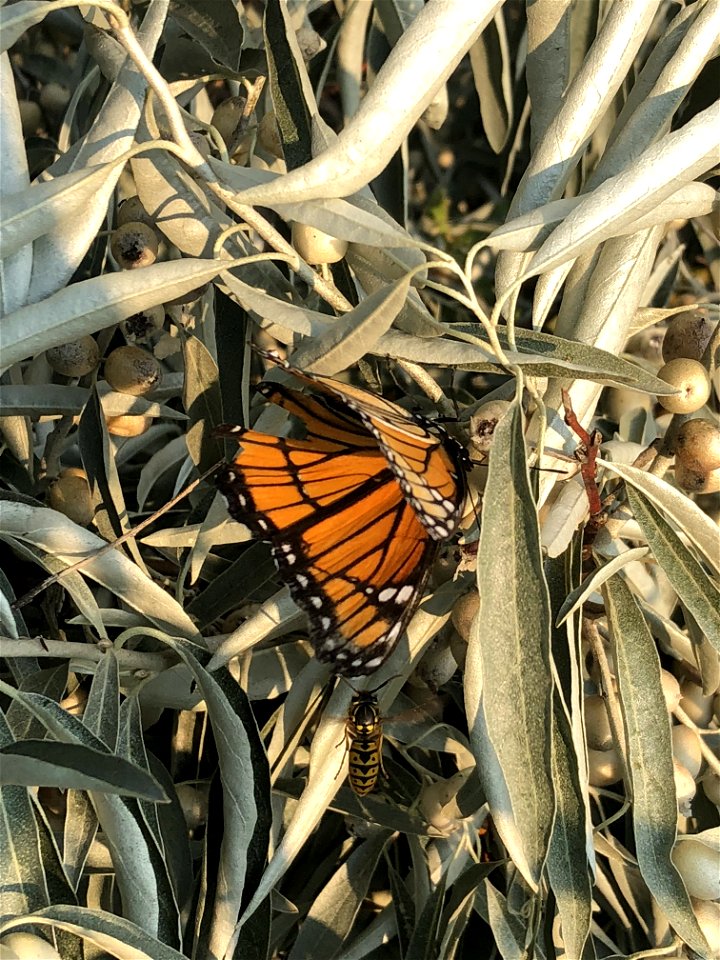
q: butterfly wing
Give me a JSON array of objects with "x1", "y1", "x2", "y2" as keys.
[
  {"x1": 262, "y1": 361, "x2": 466, "y2": 539},
  {"x1": 215, "y1": 385, "x2": 437, "y2": 675}
]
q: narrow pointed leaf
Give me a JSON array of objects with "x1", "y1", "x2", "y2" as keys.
[
  {"x1": 465, "y1": 403, "x2": 554, "y2": 890},
  {"x1": 625, "y1": 485, "x2": 720, "y2": 652},
  {"x1": 603, "y1": 576, "x2": 708, "y2": 956},
  {"x1": 288, "y1": 831, "x2": 390, "y2": 960},
  {"x1": 0, "y1": 740, "x2": 166, "y2": 800}
]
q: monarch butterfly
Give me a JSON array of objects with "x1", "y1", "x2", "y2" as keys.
[
  {"x1": 215, "y1": 354, "x2": 467, "y2": 675},
  {"x1": 346, "y1": 688, "x2": 385, "y2": 796}
]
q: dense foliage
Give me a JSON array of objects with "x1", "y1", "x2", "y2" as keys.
[{"x1": 0, "y1": 2, "x2": 718, "y2": 958}]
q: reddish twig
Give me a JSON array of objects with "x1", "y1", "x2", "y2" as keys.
[{"x1": 561, "y1": 389, "x2": 606, "y2": 530}]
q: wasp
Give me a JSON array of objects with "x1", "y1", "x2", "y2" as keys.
[{"x1": 345, "y1": 689, "x2": 386, "y2": 796}]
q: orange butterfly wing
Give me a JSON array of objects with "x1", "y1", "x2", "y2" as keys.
[
  {"x1": 215, "y1": 367, "x2": 463, "y2": 675},
  {"x1": 268, "y1": 365, "x2": 466, "y2": 539}
]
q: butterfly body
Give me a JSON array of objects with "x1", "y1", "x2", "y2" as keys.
[
  {"x1": 215, "y1": 358, "x2": 466, "y2": 675},
  {"x1": 346, "y1": 690, "x2": 385, "y2": 796}
]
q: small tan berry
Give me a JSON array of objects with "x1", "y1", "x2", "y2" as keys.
[
  {"x1": 0, "y1": 932, "x2": 61, "y2": 959},
  {"x1": 469, "y1": 401, "x2": 511, "y2": 455},
  {"x1": 211, "y1": 96, "x2": 246, "y2": 148},
  {"x1": 116, "y1": 195, "x2": 155, "y2": 229},
  {"x1": 106, "y1": 414, "x2": 152, "y2": 437},
  {"x1": 679, "y1": 678, "x2": 714, "y2": 727},
  {"x1": 657, "y1": 359, "x2": 711, "y2": 414},
  {"x1": 18, "y1": 99, "x2": 43, "y2": 136},
  {"x1": 110, "y1": 221, "x2": 159, "y2": 269},
  {"x1": 104, "y1": 345, "x2": 161, "y2": 396},
  {"x1": 588, "y1": 746, "x2": 622, "y2": 786},
  {"x1": 671, "y1": 724, "x2": 702, "y2": 779},
  {"x1": 673, "y1": 836, "x2": 720, "y2": 900},
  {"x1": 257, "y1": 111, "x2": 283, "y2": 158},
  {"x1": 660, "y1": 670, "x2": 682, "y2": 712},
  {"x1": 417, "y1": 636, "x2": 458, "y2": 690},
  {"x1": 39, "y1": 81, "x2": 70, "y2": 118},
  {"x1": 46, "y1": 336, "x2": 99, "y2": 376},
  {"x1": 675, "y1": 461, "x2": 720, "y2": 495},
  {"x1": 675, "y1": 418, "x2": 720, "y2": 472},
  {"x1": 120, "y1": 306, "x2": 165, "y2": 343},
  {"x1": 47, "y1": 471, "x2": 95, "y2": 525},
  {"x1": 625, "y1": 326, "x2": 665, "y2": 364},
  {"x1": 692, "y1": 899, "x2": 720, "y2": 957},
  {"x1": 451, "y1": 590, "x2": 479, "y2": 643},
  {"x1": 662, "y1": 309, "x2": 717, "y2": 363},
  {"x1": 292, "y1": 223, "x2": 348, "y2": 265},
  {"x1": 584, "y1": 694, "x2": 613, "y2": 751},
  {"x1": 703, "y1": 772, "x2": 720, "y2": 806},
  {"x1": 673, "y1": 759, "x2": 697, "y2": 814},
  {"x1": 59, "y1": 466, "x2": 88, "y2": 479}
]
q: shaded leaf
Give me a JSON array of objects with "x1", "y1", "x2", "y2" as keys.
[
  {"x1": 288, "y1": 831, "x2": 390, "y2": 960},
  {"x1": 0, "y1": 740, "x2": 166, "y2": 800},
  {"x1": 625, "y1": 485, "x2": 720, "y2": 653},
  {"x1": 603, "y1": 576, "x2": 707, "y2": 957},
  {"x1": 465, "y1": 403, "x2": 554, "y2": 890}
]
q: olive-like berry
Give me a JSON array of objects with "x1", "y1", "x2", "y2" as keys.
[
  {"x1": 117, "y1": 195, "x2": 155, "y2": 229},
  {"x1": 675, "y1": 418, "x2": 720, "y2": 473},
  {"x1": 657, "y1": 358, "x2": 711, "y2": 414},
  {"x1": 692, "y1": 900, "x2": 720, "y2": 957},
  {"x1": 120, "y1": 306, "x2": 165, "y2": 343},
  {"x1": 584, "y1": 694, "x2": 613, "y2": 751},
  {"x1": 671, "y1": 724, "x2": 702, "y2": 779},
  {"x1": 105, "y1": 414, "x2": 152, "y2": 437},
  {"x1": 675, "y1": 461, "x2": 720, "y2": 495},
  {"x1": 587, "y1": 746, "x2": 622, "y2": 786},
  {"x1": 47, "y1": 469, "x2": 95, "y2": 526},
  {"x1": 679, "y1": 678, "x2": 714, "y2": 727},
  {"x1": 660, "y1": 670, "x2": 682, "y2": 712},
  {"x1": 672, "y1": 836, "x2": 720, "y2": 900},
  {"x1": 662, "y1": 309, "x2": 717, "y2": 363},
  {"x1": 39, "y1": 81, "x2": 70, "y2": 119},
  {"x1": 291, "y1": 223, "x2": 348, "y2": 265},
  {"x1": 450, "y1": 589, "x2": 479, "y2": 643},
  {"x1": 0, "y1": 932, "x2": 62, "y2": 960},
  {"x1": 19, "y1": 99, "x2": 43, "y2": 136},
  {"x1": 110, "y1": 221, "x2": 159, "y2": 269},
  {"x1": 104, "y1": 345, "x2": 161, "y2": 396},
  {"x1": 470, "y1": 400, "x2": 511, "y2": 455},
  {"x1": 211, "y1": 96, "x2": 246, "y2": 148},
  {"x1": 257, "y1": 110, "x2": 283, "y2": 158},
  {"x1": 673, "y1": 759, "x2": 697, "y2": 815},
  {"x1": 46, "y1": 336, "x2": 99, "y2": 376},
  {"x1": 703, "y1": 772, "x2": 720, "y2": 806}
]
